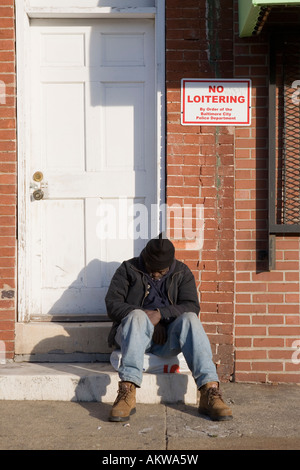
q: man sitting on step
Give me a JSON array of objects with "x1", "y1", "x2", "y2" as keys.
[{"x1": 105, "y1": 233, "x2": 233, "y2": 422}]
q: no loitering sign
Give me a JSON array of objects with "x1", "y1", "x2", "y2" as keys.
[{"x1": 181, "y1": 78, "x2": 251, "y2": 126}]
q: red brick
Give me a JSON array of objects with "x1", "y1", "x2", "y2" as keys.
[
  {"x1": 253, "y1": 338, "x2": 285, "y2": 348},
  {"x1": 268, "y1": 374, "x2": 300, "y2": 384},
  {"x1": 251, "y1": 362, "x2": 283, "y2": 372},
  {"x1": 234, "y1": 372, "x2": 267, "y2": 383},
  {"x1": 236, "y1": 350, "x2": 267, "y2": 360},
  {"x1": 235, "y1": 326, "x2": 267, "y2": 336}
]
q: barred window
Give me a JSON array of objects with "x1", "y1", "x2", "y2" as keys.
[{"x1": 268, "y1": 33, "x2": 300, "y2": 269}]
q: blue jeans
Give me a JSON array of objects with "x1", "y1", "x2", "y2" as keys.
[{"x1": 114, "y1": 309, "x2": 219, "y2": 389}]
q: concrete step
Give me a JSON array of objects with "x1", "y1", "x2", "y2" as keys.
[
  {"x1": 15, "y1": 322, "x2": 113, "y2": 361},
  {"x1": 0, "y1": 362, "x2": 198, "y2": 404}
]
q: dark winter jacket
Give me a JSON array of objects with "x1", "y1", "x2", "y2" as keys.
[{"x1": 105, "y1": 257, "x2": 200, "y2": 347}]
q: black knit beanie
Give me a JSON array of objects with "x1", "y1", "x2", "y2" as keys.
[{"x1": 142, "y1": 233, "x2": 175, "y2": 271}]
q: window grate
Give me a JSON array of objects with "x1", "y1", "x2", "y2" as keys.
[
  {"x1": 282, "y1": 41, "x2": 300, "y2": 224},
  {"x1": 268, "y1": 33, "x2": 300, "y2": 270}
]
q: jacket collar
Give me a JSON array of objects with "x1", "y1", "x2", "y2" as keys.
[{"x1": 128, "y1": 256, "x2": 183, "y2": 276}]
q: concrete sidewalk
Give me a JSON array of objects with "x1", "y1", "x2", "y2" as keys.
[{"x1": 0, "y1": 382, "x2": 299, "y2": 450}]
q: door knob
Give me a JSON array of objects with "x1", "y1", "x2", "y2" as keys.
[
  {"x1": 33, "y1": 171, "x2": 43, "y2": 182},
  {"x1": 33, "y1": 189, "x2": 44, "y2": 200},
  {"x1": 31, "y1": 171, "x2": 47, "y2": 200}
]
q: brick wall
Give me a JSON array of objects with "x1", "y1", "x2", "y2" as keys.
[
  {"x1": 0, "y1": 0, "x2": 16, "y2": 360},
  {"x1": 233, "y1": 2, "x2": 300, "y2": 384},
  {"x1": 166, "y1": 0, "x2": 299, "y2": 384},
  {"x1": 166, "y1": 0, "x2": 235, "y2": 381}
]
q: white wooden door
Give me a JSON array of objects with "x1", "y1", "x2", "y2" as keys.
[{"x1": 28, "y1": 18, "x2": 156, "y2": 317}]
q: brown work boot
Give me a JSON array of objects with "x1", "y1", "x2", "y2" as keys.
[
  {"x1": 109, "y1": 381, "x2": 136, "y2": 422},
  {"x1": 199, "y1": 382, "x2": 233, "y2": 421}
]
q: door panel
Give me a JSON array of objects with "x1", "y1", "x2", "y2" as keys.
[
  {"x1": 102, "y1": 83, "x2": 145, "y2": 170},
  {"x1": 42, "y1": 82, "x2": 85, "y2": 170},
  {"x1": 28, "y1": 19, "x2": 156, "y2": 317}
]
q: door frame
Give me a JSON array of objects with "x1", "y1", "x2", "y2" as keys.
[{"x1": 15, "y1": 0, "x2": 165, "y2": 322}]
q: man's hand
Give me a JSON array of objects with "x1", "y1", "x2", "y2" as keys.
[{"x1": 144, "y1": 309, "x2": 161, "y2": 326}]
